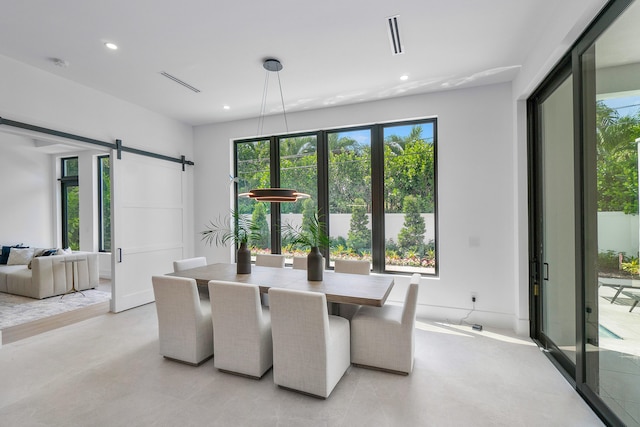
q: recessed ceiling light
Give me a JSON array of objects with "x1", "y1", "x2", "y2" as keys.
[
  {"x1": 223, "y1": 105, "x2": 230, "y2": 110},
  {"x1": 400, "y1": 74, "x2": 409, "y2": 81},
  {"x1": 104, "y1": 42, "x2": 118, "y2": 50}
]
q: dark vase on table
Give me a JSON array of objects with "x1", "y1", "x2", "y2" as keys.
[
  {"x1": 237, "y1": 242, "x2": 251, "y2": 274},
  {"x1": 307, "y1": 246, "x2": 323, "y2": 281}
]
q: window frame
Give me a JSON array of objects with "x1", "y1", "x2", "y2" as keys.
[
  {"x1": 233, "y1": 117, "x2": 438, "y2": 276},
  {"x1": 97, "y1": 154, "x2": 111, "y2": 253},
  {"x1": 60, "y1": 156, "x2": 79, "y2": 250}
]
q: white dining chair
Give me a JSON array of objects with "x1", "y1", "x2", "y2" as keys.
[
  {"x1": 350, "y1": 273, "x2": 420, "y2": 375},
  {"x1": 255, "y1": 254, "x2": 285, "y2": 306},
  {"x1": 208, "y1": 280, "x2": 272, "y2": 378},
  {"x1": 292, "y1": 256, "x2": 307, "y2": 270},
  {"x1": 173, "y1": 257, "x2": 207, "y2": 272},
  {"x1": 255, "y1": 254, "x2": 285, "y2": 268},
  {"x1": 334, "y1": 259, "x2": 371, "y2": 320},
  {"x1": 151, "y1": 275, "x2": 214, "y2": 365},
  {"x1": 334, "y1": 259, "x2": 370, "y2": 275},
  {"x1": 292, "y1": 255, "x2": 325, "y2": 270},
  {"x1": 268, "y1": 287, "x2": 351, "y2": 398}
]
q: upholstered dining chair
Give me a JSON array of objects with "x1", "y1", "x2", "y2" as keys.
[
  {"x1": 268, "y1": 287, "x2": 351, "y2": 398},
  {"x1": 292, "y1": 256, "x2": 307, "y2": 270},
  {"x1": 173, "y1": 256, "x2": 207, "y2": 272},
  {"x1": 208, "y1": 280, "x2": 272, "y2": 379},
  {"x1": 334, "y1": 259, "x2": 371, "y2": 320},
  {"x1": 255, "y1": 254, "x2": 285, "y2": 306},
  {"x1": 255, "y1": 254, "x2": 285, "y2": 268},
  {"x1": 151, "y1": 275, "x2": 214, "y2": 365},
  {"x1": 334, "y1": 259, "x2": 370, "y2": 275},
  {"x1": 292, "y1": 255, "x2": 325, "y2": 270},
  {"x1": 350, "y1": 273, "x2": 420, "y2": 375}
]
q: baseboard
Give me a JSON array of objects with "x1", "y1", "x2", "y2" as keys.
[{"x1": 415, "y1": 304, "x2": 517, "y2": 331}]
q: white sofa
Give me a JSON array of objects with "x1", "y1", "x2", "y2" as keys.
[{"x1": 0, "y1": 251, "x2": 99, "y2": 299}]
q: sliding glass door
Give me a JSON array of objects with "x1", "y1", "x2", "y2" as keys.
[
  {"x1": 578, "y1": 1, "x2": 640, "y2": 424},
  {"x1": 529, "y1": 1, "x2": 640, "y2": 424},
  {"x1": 530, "y1": 64, "x2": 577, "y2": 378}
]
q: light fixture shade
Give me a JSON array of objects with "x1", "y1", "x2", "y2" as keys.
[{"x1": 239, "y1": 188, "x2": 310, "y2": 202}]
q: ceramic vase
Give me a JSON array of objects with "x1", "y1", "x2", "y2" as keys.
[
  {"x1": 237, "y1": 242, "x2": 251, "y2": 274},
  {"x1": 307, "y1": 246, "x2": 323, "y2": 281}
]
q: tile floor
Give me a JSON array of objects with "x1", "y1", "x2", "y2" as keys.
[{"x1": 0, "y1": 303, "x2": 603, "y2": 426}]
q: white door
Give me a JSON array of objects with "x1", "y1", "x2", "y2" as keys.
[{"x1": 110, "y1": 150, "x2": 187, "y2": 312}]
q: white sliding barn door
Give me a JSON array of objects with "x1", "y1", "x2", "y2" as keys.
[{"x1": 110, "y1": 151, "x2": 186, "y2": 312}]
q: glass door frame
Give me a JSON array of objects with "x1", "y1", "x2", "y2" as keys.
[
  {"x1": 528, "y1": 0, "x2": 635, "y2": 425},
  {"x1": 527, "y1": 56, "x2": 578, "y2": 381}
]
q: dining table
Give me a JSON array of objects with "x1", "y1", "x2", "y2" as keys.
[{"x1": 167, "y1": 262, "x2": 395, "y2": 308}]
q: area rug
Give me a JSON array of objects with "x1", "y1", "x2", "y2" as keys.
[{"x1": 0, "y1": 289, "x2": 111, "y2": 329}]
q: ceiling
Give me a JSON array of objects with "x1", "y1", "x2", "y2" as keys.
[{"x1": 0, "y1": 0, "x2": 565, "y2": 126}]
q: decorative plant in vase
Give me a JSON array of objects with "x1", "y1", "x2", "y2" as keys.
[
  {"x1": 283, "y1": 208, "x2": 329, "y2": 281},
  {"x1": 201, "y1": 210, "x2": 260, "y2": 274}
]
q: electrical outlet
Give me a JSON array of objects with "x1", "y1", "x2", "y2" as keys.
[{"x1": 471, "y1": 293, "x2": 477, "y2": 303}]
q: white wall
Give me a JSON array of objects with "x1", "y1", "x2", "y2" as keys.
[
  {"x1": 194, "y1": 82, "x2": 517, "y2": 329},
  {"x1": 0, "y1": 133, "x2": 53, "y2": 247},
  {"x1": 510, "y1": 0, "x2": 607, "y2": 334},
  {"x1": 0, "y1": 53, "x2": 195, "y2": 272}
]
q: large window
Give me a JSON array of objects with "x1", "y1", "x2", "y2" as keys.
[
  {"x1": 98, "y1": 155, "x2": 111, "y2": 252},
  {"x1": 234, "y1": 118, "x2": 438, "y2": 275},
  {"x1": 328, "y1": 129, "x2": 372, "y2": 268},
  {"x1": 61, "y1": 157, "x2": 79, "y2": 250}
]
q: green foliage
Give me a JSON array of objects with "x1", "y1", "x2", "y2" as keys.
[
  {"x1": 398, "y1": 195, "x2": 426, "y2": 254},
  {"x1": 66, "y1": 185, "x2": 80, "y2": 250},
  {"x1": 347, "y1": 198, "x2": 371, "y2": 253},
  {"x1": 201, "y1": 210, "x2": 261, "y2": 247},
  {"x1": 597, "y1": 250, "x2": 619, "y2": 271},
  {"x1": 282, "y1": 208, "x2": 329, "y2": 249},
  {"x1": 596, "y1": 102, "x2": 640, "y2": 214},
  {"x1": 250, "y1": 203, "x2": 270, "y2": 247},
  {"x1": 328, "y1": 134, "x2": 371, "y2": 213},
  {"x1": 100, "y1": 156, "x2": 111, "y2": 251},
  {"x1": 384, "y1": 126, "x2": 435, "y2": 213},
  {"x1": 621, "y1": 257, "x2": 639, "y2": 275}
]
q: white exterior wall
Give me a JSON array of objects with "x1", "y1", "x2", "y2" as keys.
[{"x1": 598, "y1": 212, "x2": 640, "y2": 257}]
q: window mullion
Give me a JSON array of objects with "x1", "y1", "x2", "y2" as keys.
[
  {"x1": 271, "y1": 136, "x2": 281, "y2": 253},
  {"x1": 371, "y1": 124, "x2": 385, "y2": 273}
]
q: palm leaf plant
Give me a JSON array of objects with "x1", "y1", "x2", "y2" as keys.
[
  {"x1": 201, "y1": 210, "x2": 261, "y2": 248},
  {"x1": 282, "y1": 210, "x2": 330, "y2": 250}
]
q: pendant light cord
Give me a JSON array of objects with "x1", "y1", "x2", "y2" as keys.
[
  {"x1": 257, "y1": 59, "x2": 289, "y2": 137},
  {"x1": 276, "y1": 69, "x2": 289, "y2": 134},
  {"x1": 257, "y1": 71, "x2": 270, "y2": 137}
]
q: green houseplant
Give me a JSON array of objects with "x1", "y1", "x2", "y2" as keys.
[
  {"x1": 283, "y1": 208, "x2": 329, "y2": 281},
  {"x1": 201, "y1": 210, "x2": 260, "y2": 274}
]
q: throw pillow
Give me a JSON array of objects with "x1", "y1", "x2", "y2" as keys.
[
  {"x1": 28, "y1": 248, "x2": 58, "y2": 269},
  {"x1": 7, "y1": 247, "x2": 35, "y2": 265},
  {"x1": 56, "y1": 247, "x2": 73, "y2": 256},
  {"x1": 1, "y1": 244, "x2": 26, "y2": 264},
  {"x1": 0, "y1": 246, "x2": 11, "y2": 264}
]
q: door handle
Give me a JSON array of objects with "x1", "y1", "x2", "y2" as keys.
[
  {"x1": 543, "y1": 263, "x2": 549, "y2": 281},
  {"x1": 118, "y1": 248, "x2": 123, "y2": 263}
]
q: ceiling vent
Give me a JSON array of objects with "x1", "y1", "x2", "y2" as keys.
[
  {"x1": 159, "y1": 71, "x2": 201, "y2": 93},
  {"x1": 387, "y1": 15, "x2": 403, "y2": 55}
]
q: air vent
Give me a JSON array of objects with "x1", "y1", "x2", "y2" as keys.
[
  {"x1": 159, "y1": 71, "x2": 201, "y2": 93},
  {"x1": 387, "y1": 15, "x2": 403, "y2": 55}
]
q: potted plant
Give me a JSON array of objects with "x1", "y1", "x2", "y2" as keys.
[
  {"x1": 283, "y1": 208, "x2": 329, "y2": 281},
  {"x1": 201, "y1": 210, "x2": 260, "y2": 274}
]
